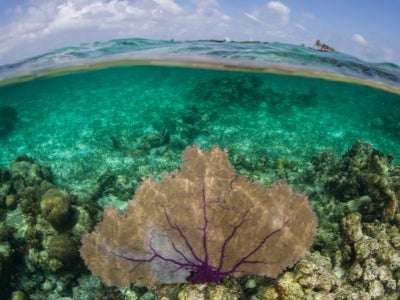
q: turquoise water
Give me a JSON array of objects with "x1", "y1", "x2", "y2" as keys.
[
  {"x1": 1, "y1": 39, "x2": 400, "y2": 299},
  {"x1": 1, "y1": 63, "x2": 399, "y2": 198}
]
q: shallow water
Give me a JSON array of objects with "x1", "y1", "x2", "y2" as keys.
[
  {"x1": 1, "y1": 39, "x2": 400, "y2": 299},
  {"x1": 1, "y1": 62, "x2": 400, "y2": 198}
]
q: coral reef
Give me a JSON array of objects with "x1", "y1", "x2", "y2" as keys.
[
  {"x1": 305, "y1": 140, "x2": 400, "y2": 222},
  {"x1": 255, "y1": 212, "x2": 400, "y2": 299},
  {"x1": 48, "y1": 234, "x2": 79, "y2": 265},
  {"x1": 0, "y1": 155, "x2": 97, "y2": 299},
  {"x1": 40, "y1": 188, "x2": 74, "y2": 230},
  {"x1": 337, "y1": 213, "x2": 400, "y2": 298},
  {"x1": 189, "y1": 75, "x2": 266, "y2": 107},
  {"x1": 188, "y1": 74, "x2": 318, "y2": 114},
  {"x1": 80, "y1": 145, "x2": 317, "y2": 286},
  {"x1": 1, "y1": 140, "x2": 400, "y2": 299},
  {"x1": 327, "y1": 141, "x2": 398, "y2": 220}
]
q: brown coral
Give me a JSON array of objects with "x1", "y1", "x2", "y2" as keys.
[
  {"x1": 40, "y1": 188, "x2": 73, "y2": 229},
  {"x1": 80, "y1": 146, "x2": 317, "y2": 286}
]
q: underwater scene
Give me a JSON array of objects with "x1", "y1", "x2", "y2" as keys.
[{"x1": 0, "y1": 39, "x2": 400, "y2": 299}]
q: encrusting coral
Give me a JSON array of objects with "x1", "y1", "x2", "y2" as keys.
[
  {"x1": 80, "y1": 145, "x2": 317, "y2": 287},
  {"x1": 0, "y1": 154, "x2": 97, "y2": 298}
]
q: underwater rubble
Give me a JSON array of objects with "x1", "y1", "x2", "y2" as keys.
[{"x1": 0, "y1": 140, "x2": 399, "y2": 299}]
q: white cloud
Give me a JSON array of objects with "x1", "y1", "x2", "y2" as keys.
[
  {"x1": 302, "y1": 12, "x2": 315, "y2": 20},
  {"x1": 266, "y1": 1, "x2": 290, "y2": 24},
  {"x1": 241, "y1": 1, "x2": 310, "y2": 43},
  {"x1": 295, "y1": 23, "x2": 306, "y2": 31},
  {"x1": 153, "y1": 0, "x2": 183, "y2": 14},
  {"x1": 0, "y1": 0, "x2": 398, "y2": 65},
  {"x1": 0, "y1": 0, "x2": 232, "y2": 64},
  {"x1": 244, "y1": 1, "x2": 290, "y2": 26},
  {"x1": 353, "y1": 33, "x2": 368, "y2": 46},
  {"x1": 244, "y1": 12, "x2": 261, "y2": 24}
]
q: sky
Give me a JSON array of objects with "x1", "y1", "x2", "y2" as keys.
[{"x1": 0, "y1": 0, "x2": 399, "y2": 66}]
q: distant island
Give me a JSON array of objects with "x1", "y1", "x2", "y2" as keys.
[{"x1": 314, "y1": 40, "x2": 335, "y2": 52}]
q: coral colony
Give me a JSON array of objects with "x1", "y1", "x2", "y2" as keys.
[{"x1": 80, "y1": 146, "x2": 317, "y2": 286}]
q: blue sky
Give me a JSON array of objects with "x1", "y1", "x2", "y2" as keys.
[{"x1": 0, "y1": 0, "x2": 399, "y2": 65}]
